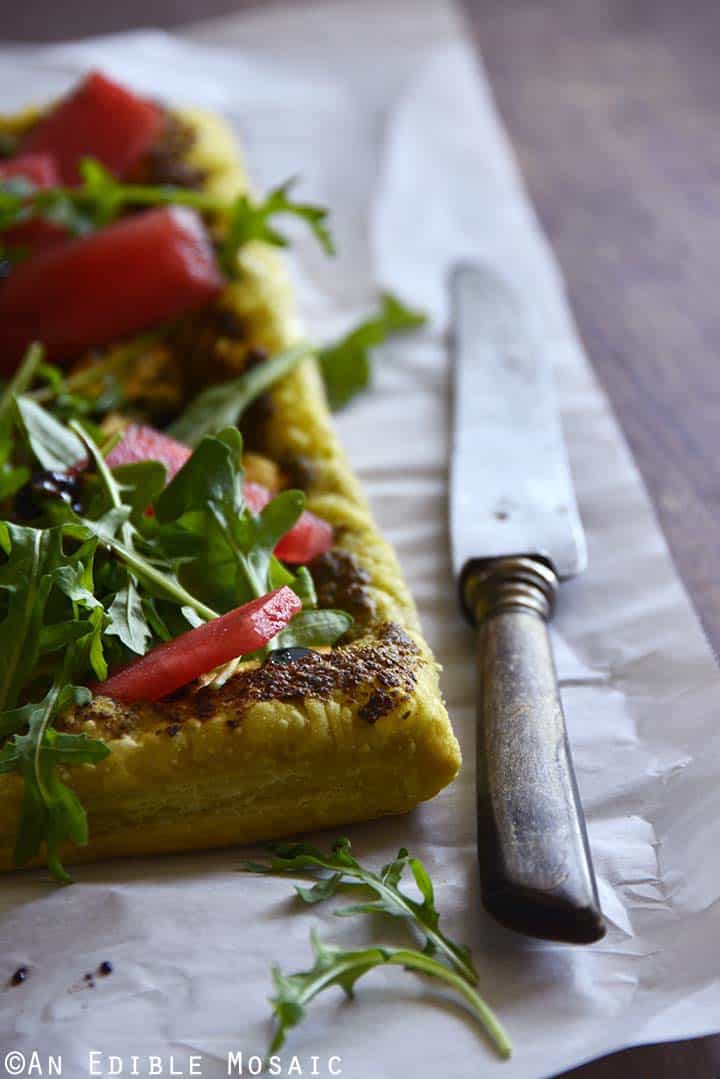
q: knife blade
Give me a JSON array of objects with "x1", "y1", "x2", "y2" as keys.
[{"x1": 450, "y1": 263, "x2": 605, "y2": 944}]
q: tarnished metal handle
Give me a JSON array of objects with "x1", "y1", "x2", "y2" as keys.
[{"x1": 464, "y1": 556, "x2": 605, "y2": 944}]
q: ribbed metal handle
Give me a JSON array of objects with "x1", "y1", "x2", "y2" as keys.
[{"x1": 464, "y1": 556, "x2": 605, "y2": 944}]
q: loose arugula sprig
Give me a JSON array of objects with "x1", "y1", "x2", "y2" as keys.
[
  {"x1": 243, "y1": 839, "x2": 511, "y2": 1059},
  {"x1": 319, "y1": 293, "x2": 427, "y2": 410},
  {"x1": 0, "y1": 160, "x2": 334, "y2": 273},
  {"x1": 270, "y1": 931, "x2": 511, "y2": 1058},
  {"x1": 243, "y1": 837, "x2": 477, "y2": 984}
]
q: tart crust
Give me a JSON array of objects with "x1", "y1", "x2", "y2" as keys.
[{"x1": 0, "y1": 108, "x2": 461, "y2": 870}]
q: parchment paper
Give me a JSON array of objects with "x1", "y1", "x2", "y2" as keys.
[{"x1": 2, "y1": 2, "x2": 720, "y2": 1077}]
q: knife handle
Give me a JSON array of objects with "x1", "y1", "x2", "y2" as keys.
[{"x1": 464, "y1": 556, "x2": 605, "y2": 944}]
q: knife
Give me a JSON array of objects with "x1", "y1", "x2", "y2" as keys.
[{"x1": 450, "y1": 263, "x2": 605, "y2": 944}]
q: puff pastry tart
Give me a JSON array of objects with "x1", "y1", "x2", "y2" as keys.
[{"x1": 0, "y1": 73, "x2": 461, "y2": 875}]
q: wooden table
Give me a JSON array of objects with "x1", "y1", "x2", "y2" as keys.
[{"x1": 2, "y1": 1, "x2": 719, "y2": 1075}]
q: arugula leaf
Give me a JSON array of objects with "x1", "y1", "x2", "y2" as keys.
[
  {"x1": 269, "y1": 930, "x2": 511, "y2": 1058},
  {"x1": 16, "y1": 394, "x2": 85, "y2": 471},
  {"x1": 105, "y1": 577, "x2": 152, "y2": 656},
  {"x1": 0, "y1": 176, "x2": 33, "y2": 230},
  {"x1": 0, "y1": 461, "x2": 29, "y2": 501},
  {"x1": 0, "y1": 524, "x2": 71, "y2": 711},
  {"x1": 247, "y1": 491, "x2": 305, "y2": 597},
  {"x1": 156, "y1": 429, "x2": 304, "y2": 608},
  {"x1": 0, "y1": 344, "x2": 45, "y2": 499},
  {"x1": 0, "y1": 683, "x2": 108, "y2": 882},
  {"x1": 275, "y1": 609, "x2": 352, "y2": 649},
  {"x1": 220, "y1": 179, "x2": 334, "y2": 275},
  {"x1": 242, "y1": 836, "x2": 477, "y2": 985},
  {"x1": 0, "y1": 527, "x2": 108, "y2": 705},
  {"x1": 319, "y1": 293, "x2": 427, "y2": 410},
  {"x1": 108, "y1": 461, "x2": 167, "y2": 520},
  {"x1": 68, "y1": 421, "x2": 218, "y2": 626},
  {"x1": 76, "y1": 158, "x2": 126, "y2": 228},
  {"x1": 0, "y1": 342, "x2": 44, "y2": 438},
  {"x1": 156, "y1": 434, "x2": 237, "y2": 521},
  {"x1": 287, "y1": 565, "x2": 316, "y2": 607},
  {"x1": 168, "y1": 343, "x2": 312, "y2": 446}
]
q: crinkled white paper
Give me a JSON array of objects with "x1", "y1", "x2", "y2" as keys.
[{"x1": 2, "y1": 3, "x2": 720, "y2": 1077}]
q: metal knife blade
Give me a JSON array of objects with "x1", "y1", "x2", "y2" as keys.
[
  {"x1": 449, "y1": 261, "x2": 604, "y2": 944},
  {"x1": 450, "y1": 263, "x2": 587, "y2": 581}
]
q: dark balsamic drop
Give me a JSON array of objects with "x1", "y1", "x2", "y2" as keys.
[
  {"x1": 265, "y1": 647, "x2": 314, "y2": 665},
  {"x1": 15, "y1": 469, "x2": 83, "y2": 519}
]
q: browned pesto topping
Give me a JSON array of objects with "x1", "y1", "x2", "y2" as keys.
[
  {"x1": 309, "y1": 548, "x2": 376, "y2": 627},
  {"x1": 239, "y1": 392, "x2": 274, "y2": 452},
  {"x1": 127, "y1": 110, "x2": 207, "y2": 189},
  {"x1": 116, "y1": 314, "x2": 275, "y2": 426},
  {"x1": 277, "y1": 452, "x2": 316, "y2": 492},
  {"x1": 60, "y1": 623, "x2": 420, "y2": 740},
  {"x1": 62, "y1": 306, "x2": 253, "y2": 426},
  {"x1": 199, "y1": 622, "x2": 418, "y2": 715},
  {"x1": 164, "y1": 305, "x2": 252, "y2": 400},
  {"x1": 130, "y1": 335, "x2": 273, "y2": 447}
]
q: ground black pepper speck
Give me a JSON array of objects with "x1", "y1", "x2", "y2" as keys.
[{"x1": 11, "y1": 966, "x2": 28, "y2": 986}]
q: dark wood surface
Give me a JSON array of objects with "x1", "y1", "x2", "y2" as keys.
[
  {"x1": 474, "y1": 5, "x2": 720, "y2": 1074},
  {"x1": 2, "y1": 1, "x2": 719, "y2": 1075}
]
